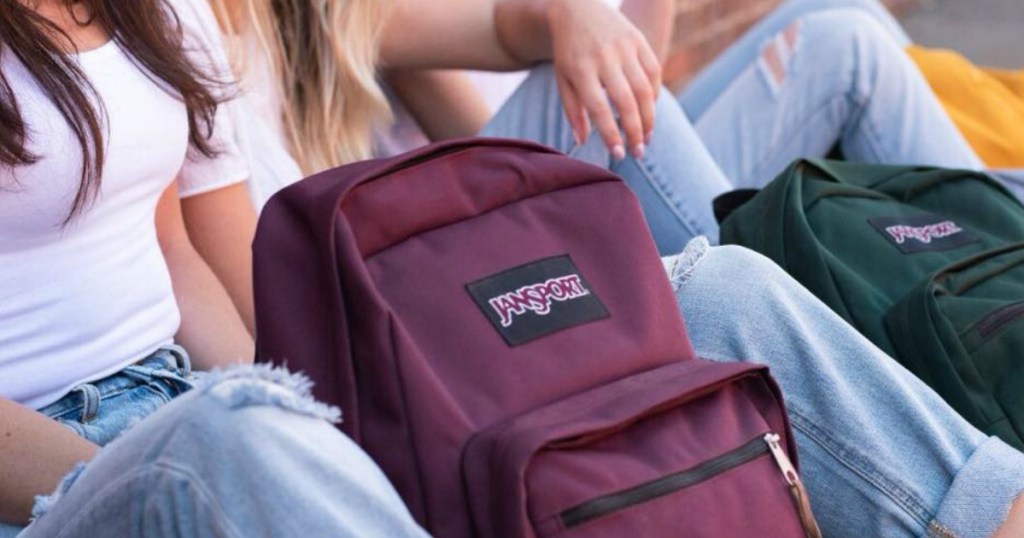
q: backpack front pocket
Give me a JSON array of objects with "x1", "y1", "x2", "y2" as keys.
[
  {"x1": 462, "y1": 360, "x2": 819, "y2": 538},
  {"x1": 886, "y1": 244, "x2": 1024, "y2": 449}
]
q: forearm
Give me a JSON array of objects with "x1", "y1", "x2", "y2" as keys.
[
  {"x1": 165, "y1": 237, "x2": 254, "y2": 370},
  {"x1": 495, "y1": 0, "x2": 666, "y2": 65},
  {"x1": 0, "y1": 399, "x2": 98, "y2": 525},
  {"x1": 621, "y1": 0, "x2": 674, "y2": 61},
  {"x1": 181, "y1": 183, "x2": 258, "y2": 335},
  {"x1": 384, "y1": 0, "x2": 658, "y2": 156},
  {"x1": 381, "y1": 0, "x2": 522, "y2": 70},
  {"x1": 495, "y1": 0, "x2": 661, "y2": 77},
  {"x1": 386, "y1": 70, "x2": 492, "y2": 139},
  {"x1": 159, "y1": 184, "x2": 253, "y2": 370},
  {"x1": 493, "y1": 0, "x2": 558, "y2": 66},
  {"x1": 382, "y1": 0, "x2": 586, "y2": 70}
]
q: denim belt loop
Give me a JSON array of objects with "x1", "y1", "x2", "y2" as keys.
[
  {"x1": 164, "y1": 344, "x2": 192, "y2": 378},
  {"x1": 71, "y1": 383, "x2": 101, "y2": 424}
]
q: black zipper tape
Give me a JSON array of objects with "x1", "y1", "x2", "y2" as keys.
[
  {"x1": 560, "y1": 435, "x2": 769, "y2": 529},
  {"x1": 973, "y1": 300, "x2": 1024, "y2": 340}
]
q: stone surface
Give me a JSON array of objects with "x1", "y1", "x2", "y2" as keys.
[{"x1": 903, "y1": 0, "x2": 1024, "y2": 68}]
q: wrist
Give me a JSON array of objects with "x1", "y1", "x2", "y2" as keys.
[{"x1": 494, "y1": 0, "x2": 563, "y2": 65}]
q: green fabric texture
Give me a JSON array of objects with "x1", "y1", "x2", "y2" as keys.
[{"x1": 720, "y1": 159, "x2": 1024, "y2": 449}]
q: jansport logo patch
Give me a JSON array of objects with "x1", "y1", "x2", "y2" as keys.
[
  {"x1": 488, "y1": 274, "x2": 591, "y2": 328},
  {"x1": 886, "y1": 221, "x2": 963, "y2": 245},
  {"x1": 467, "y1": 255, "x2": 609, "y2": 346},
  {"x1": 869, "y1": 214, "x2": 980, "y2": 254}
]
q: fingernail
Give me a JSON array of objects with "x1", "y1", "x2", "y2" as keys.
[
  {"x1": 645, "y1": 131, "x2": 652, "y2": 144},
  {"x1": 632, "y1": 143, "x2": 646, "y2": 159},
  {"x1": 611, "y1": 145, "x2": 626, "y2": 161}
]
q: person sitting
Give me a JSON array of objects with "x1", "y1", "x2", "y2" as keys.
[
  {"x1": 0, "y1": 0, "x2": 428, "y2": 536},
  {"x1": 193, "y1": 0, "x2": 1024, "y2": 536},
  {"x1": 375, "y1": 0, "x2": 983, "y2": 252}
]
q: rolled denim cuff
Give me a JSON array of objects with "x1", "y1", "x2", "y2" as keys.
[{"x1": 932, "y1": 437, "x2": 1024, "y2": 538}]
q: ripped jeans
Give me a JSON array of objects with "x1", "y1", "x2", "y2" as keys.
[
  {"x1": 666, "y1": 239, "x2": 1024, "y2": 538},
  {"x1": 680, "y1": 0, "x2": 983, "y2": 189},
  {"x1": 2, "y1": 346, "x2": 428, "y2": 538}
]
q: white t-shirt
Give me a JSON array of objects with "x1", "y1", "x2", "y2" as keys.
[
  {"x1": 228, "y1": 39, "x2": 304, "y2": 209},
  {"x1": 173, "y1": 0, "x2": 253, "y2": 198},
  {"x1": 176, "y1": 1, "x2": 301, "y2": 209},
  {"x1": 0, "y1": 0, "x2": 248, "y2": 409}
]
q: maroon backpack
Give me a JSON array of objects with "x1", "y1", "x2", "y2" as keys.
[{"x1": 253, "y1": 139, "x2": 820, "y2": 537}]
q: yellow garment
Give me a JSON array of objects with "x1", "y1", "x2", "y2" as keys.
[{"x1": 908, "y1": 45, "x2": 1024, "y2": 168}]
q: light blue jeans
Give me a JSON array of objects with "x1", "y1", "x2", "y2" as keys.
[
  {"x1": 992, "y1": 169, "x2": 1024, "y2": 201},
  {"x1": 482, "y1": 64, "x2": 731, "y2": 255},
  {"x1": 682, "y1": 2, "x2": 983, "y2": 192},
  {"x1": 680, "y1": 0, "x2": 912, "y2": 120},
  {"x1": 666, "y1": 238, "x2": 1024, "y2": 538},
  {"x1": 5, "y1": 295, "x2": 1020, "y2": 536},
  {"x1": 2, "y1": 347, "x2": 428, "y2": 538}
]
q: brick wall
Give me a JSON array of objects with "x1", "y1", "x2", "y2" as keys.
[{"x1": 664, "y1": 0, "x2": 921, "y2": 90}]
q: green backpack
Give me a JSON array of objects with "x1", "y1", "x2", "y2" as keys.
[{"x1": 719, "y1": 159, "x2": 1024, "y2": 450}]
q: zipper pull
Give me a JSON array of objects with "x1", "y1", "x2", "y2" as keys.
[
  {"x1": 764, "y1": 433, "x2": 823, "y2": 538},
  {"x1": 765, "y1": 433, "x2": 799, "y2": 486}
]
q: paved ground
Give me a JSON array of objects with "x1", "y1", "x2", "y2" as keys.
[{"x1": 902, "y1": 0, "x2": 1023, "y2": 68}]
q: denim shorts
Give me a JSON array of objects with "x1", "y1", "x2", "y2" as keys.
[{"x1": 35, "y1": 345, "x2": 198, "y2": 447}]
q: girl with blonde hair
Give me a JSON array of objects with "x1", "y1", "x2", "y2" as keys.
[
  {"x1": 213, "y1": 0, "x2": 395, "y2": 173},
  {"x1": 205, "y1": 0, "x2": 662, "y2": 201},
  {"x1": 191, "y1": 1, "x2": 1024, "y2": 537}
]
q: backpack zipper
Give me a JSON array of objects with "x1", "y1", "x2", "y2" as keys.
[
  {"x1": 766, "y1": 433, "x2": 822, "y2": 538},
  {"x1": 972, "y1": 300, "x2": 1024, "y2": 340},
  {"x1": 560, "y1": 433, "x2": 820, "y2": 536}
]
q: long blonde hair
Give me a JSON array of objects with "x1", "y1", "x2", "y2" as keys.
[{"x1": 213, "y1": 0, "x2": 393, "y2": 173}]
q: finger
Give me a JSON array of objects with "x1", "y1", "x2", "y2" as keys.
[
  {"x1": 623, "y1": 60, "x2": 656, "y2": 149},
  {"x1": 555, "y1": 73, "x2": 589, "y2": 146},
  {"x1": 601, "y1": 68, "x2": 644, "y2": 159},
  {"x1": 639, "y1": 45, "x2": 663, "y2": 94},
  {"x1": 578, "y1": 76, "x2": 624, "y2": 160}
]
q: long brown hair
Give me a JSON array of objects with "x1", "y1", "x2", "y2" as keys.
[{"x1": 0, "y1": 0, "x2": 223, "y2": 222}]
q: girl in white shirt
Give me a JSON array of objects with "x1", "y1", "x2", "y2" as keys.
[{"x1": 0, "y1": 1, "x2": 427, "y2": 535}]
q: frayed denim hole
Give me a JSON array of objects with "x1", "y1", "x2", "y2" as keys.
[
  {"x1": 669, "y1": 236, "x2": 711, "y2": 291},
  {"x1": 197, "y1": 364, "x2": 342, "y2": 424},
  {"x1": 31, "y1": 461, "x2": 87, "y2": 522},
  {"x1": 756, "y1": 19, "x2": 804, "y2": 98}
]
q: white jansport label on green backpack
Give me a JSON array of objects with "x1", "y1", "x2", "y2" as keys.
[{"x1": 868, "y1": 213, "x2": 981, "y2": 254}]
